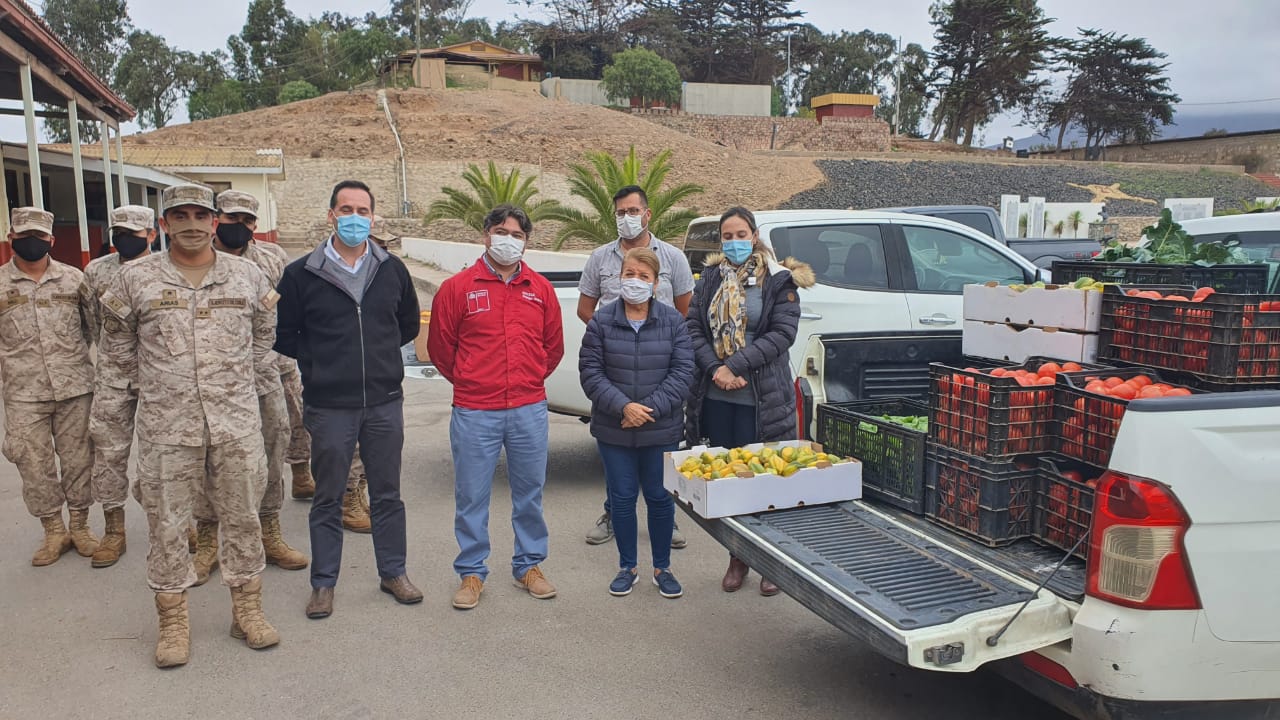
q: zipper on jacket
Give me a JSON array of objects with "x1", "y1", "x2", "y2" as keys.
[
  {"x1": 632, "y1": 324, "x2": 641, "y2": 447},
  {"x1": 356, "y1": 304, "x2": 367, "y2": 407}
]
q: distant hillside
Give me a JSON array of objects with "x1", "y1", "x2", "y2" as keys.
[{"x1": 1002, "y1": 110, "x2": 1279, "y2": 151}]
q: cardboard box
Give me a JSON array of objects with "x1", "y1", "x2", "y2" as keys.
[
  {"x1": 663, "y1": 441, "x2": 862, "y2": 519},
  {"x1": 962, "y1": 320, "x2": 1098, "y2": 364},
  {"x1": 963, "y1": 283, "x2": 1102, "y2": 332}
]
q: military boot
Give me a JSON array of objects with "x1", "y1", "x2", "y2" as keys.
[
  {"x1": 358, "y1": 478, "x2": 371, "y2": 516},
  {"x1": 31, "y1": 514, "x2": 73, "y2": 566},
  {"x1": 342, "y1": 487, "x2": 371, "y2": 533},
  {"x1": 260, "y1": 513, "x2": 308, "y2": 570},
  {"x1": 67, "y1": 508, "x2": 100, "y2": 557},
  {"x1": 191, "y1": 521, "x2": 219, "y2": 587},
  {"x1": 229, "y1": 576, "x2": 280, "y2": 650},
  {"x1": 290, "y1": 462, "x2": 315, "y2": 500},
  {"x1": 91, "y1": 507, "x2": 127, "y2": 568},
  {"x1": 154, "y1": 591, "x2": 190, "y2": 668}
]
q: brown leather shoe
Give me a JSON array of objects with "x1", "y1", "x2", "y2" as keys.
[
  {"x1": 721, "y1": 556, "x2": 749, "y2": 592},
  {"x1": 452, "y1": 575, "x2": 484, "y2": 610},
  {"x1": 379, "y1": 575, "x2": 423, "y2": 605},
  {"x1": 759, "y1": 576, "x2": 780, "y2": 597},
  {"x1": 306, "y1": 587, "x2": 334, "y2": 619},
  {"x1": 514, "y1": 566, "x2": 557, "y2": 599}
]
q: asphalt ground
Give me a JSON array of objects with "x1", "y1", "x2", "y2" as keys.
[{"x1": 0, "y1": 369, "x2": 1071, "y2": 720}]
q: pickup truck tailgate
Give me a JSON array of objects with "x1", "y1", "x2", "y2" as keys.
[{"x1": 688, "y1": 501, "x2": 1074, "y2": 672}]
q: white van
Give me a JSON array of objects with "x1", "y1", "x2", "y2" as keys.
[{"x1": 1182, "y1": 212, "x2": 1280, "y2": 292}]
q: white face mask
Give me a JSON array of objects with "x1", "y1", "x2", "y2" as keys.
[
  {"x1": 488, "y1": 233, "x2": 525, "y2": 266},
  {"x1": 620, "y1": 278, "x2": 654, "y2": 305},
  {"x1": 616, "y1": 213, "x2": 645, "y2": 240}
]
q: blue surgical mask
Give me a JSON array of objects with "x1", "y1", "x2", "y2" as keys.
[
  {"x1": 335, "y1": 214, "x2": 370, "y2": 247},
  {"x1": 722, "y1": 239, "x2": 753, "y2": 265}
]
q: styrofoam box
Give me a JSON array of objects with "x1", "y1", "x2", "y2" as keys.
[
  {"x1": 963, "y1": 320, "x2": 1098, "y2": 364},
  {"x1": 963, "y1": 283, "x2": 1102, "y2": 332},
  {"x1": 663, "y1": 441, "x2": 862, "y2": 519}
]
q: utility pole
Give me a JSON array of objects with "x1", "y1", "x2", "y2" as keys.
[
  {"x1": 415, "y1": 0, "x2": 422, "y2": 87},
  {"x1": 892, "y1": 36, "x2": 903, "y2": 136}
]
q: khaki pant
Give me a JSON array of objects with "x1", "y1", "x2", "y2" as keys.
[
  {"x1": 3, "y1": 394, "x2": 93, "y2": 517},
  {"x1": 348, "y1": 445, "x2": 364, "y2": 491},
  {"x1": 281, "y1": 362, "x2": 310, "y2": 465},
  {"x1": 138, "y1": 433, "x2": 267, "y2": 592},
  {"x1": 195, "y1": 390, "x2": 287, "y2": 520},
  {"x1": 89, "y1": 385, "x2": 138, "y2": 511}
]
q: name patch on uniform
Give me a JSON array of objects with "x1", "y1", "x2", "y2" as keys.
[
  {"x1": 149, "y1": 298, "x2": 189, "y2": 310},
  {"x1": 521, "y1": 290, "x2": 543, "y2": 305},
  {"x1": 0, "y1": 294, "x2": 27, "y2": 313},
  {"x1": 209, "y1": 297, "x2": 247, "y2": 309},
  {"x1": 35, "y1": 298, "x2": 51, "y2": 307},
  {"x1": 466, "y1": 289, "x2": 491, "y2": 314},
  {"x1": 52, "y1": 293, "x2": 79, "y2": 304}
]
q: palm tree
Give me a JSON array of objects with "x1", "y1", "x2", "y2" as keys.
[
  {"x1": 1018, "y1": 213, "x2": 1028, "y2": 238},
  {"x1": 424, "y1": 161, "x2": 563, "y2": 233},
  {"x1": 1053, "y1": 220, "x2": 1066, "y2": 237},
  {"x1": 547, "y1": 146, "x2": 705, "y2": 250},
  {"x1": 1067, "y1": 210, "x2": 1085, "y2": 236}
]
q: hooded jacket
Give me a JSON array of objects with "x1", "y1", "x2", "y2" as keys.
[{"x1": 685, "y1": 254, "x2": 816, "y2": 445}]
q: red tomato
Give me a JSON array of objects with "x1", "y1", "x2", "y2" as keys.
[
  {"x1": 1164, "y1": 387, "x2": 1193, "y2": 396},
  {"x1": 1036, "y1": 376, "x2": 1055, "y2": 385},
  {"x1": 1138, "y1": 385, "x2": 1165, "y2": 398},
  {"x1": 1062, "y1": 470, "x2": 1084, "y2": 483},
  {"x1": 1104, "y1": 376, "x2": 1125, "y2": 389},
  {"x1": 1126, "y1": 289, "x2": 1143, "y2": 297},
  {"x1": 1130, "y1": 375, "x2": 1153, "y2": 388},
  {"x1": 1110, "y1": 383, "x2": 1137, "y2": 400},
  {"x1": 1165, "y1": 295, "x2": 1190, "y2": 302},
  {"x1": 1038, "y1": 362, "x2": 1062, "y2": 377},
  {"x1": 1062, "y1": 362, "x2": 1083, "y2": 372}
]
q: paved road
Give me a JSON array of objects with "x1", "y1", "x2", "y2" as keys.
[{"x1": 0, "y1": 376, "x2": 1070, "y2": 719}]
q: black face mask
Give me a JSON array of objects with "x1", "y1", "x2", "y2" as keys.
[
  {"x1": 215, "y1": 222, "x2": 254, "y2": 250},
  {"x1": 112, "y1": 230, "x2": 149, "y2": 260},
  {"x1": 12, "y1": 235, "x2": 51, "y2": 262}
]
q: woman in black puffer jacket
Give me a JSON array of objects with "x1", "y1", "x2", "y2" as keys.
[
  {"x1": 580, "y1": 247, "x2": 696, "y2": 599},
  {"x1": 685, "y1": 207, "x2": 815, "y2": 596}
]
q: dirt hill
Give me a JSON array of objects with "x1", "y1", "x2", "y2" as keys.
[{"x1": 128, "y1": 88, "x2": 825, "y2": 244}]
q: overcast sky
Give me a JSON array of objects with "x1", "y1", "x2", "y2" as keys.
[{"x1": 38, "y1": 0, "x2": 1280, "y2": 141}]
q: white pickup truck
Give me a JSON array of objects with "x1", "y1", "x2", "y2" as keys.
[{"x1": 544, "y1": 209, "x2": 1043, "y2": 418}]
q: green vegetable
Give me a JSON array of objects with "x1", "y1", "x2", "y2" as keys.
[
  {"x1": 1096, "y1": 209, "x2": 1254, "y2": 266},
  {"x1": 879, "y1": 414, "x2": 928, "y2": 432}
]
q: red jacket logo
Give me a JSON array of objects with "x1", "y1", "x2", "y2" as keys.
[
  {"x1": 521, "y1": 290, "x2": 544, "y2": 305},
  {"x1": 466, "y1": 289, "x2": 491, "y2": 314}
]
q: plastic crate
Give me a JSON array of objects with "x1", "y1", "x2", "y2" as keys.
[
  {"x1": 1054, "y1": 368, "x2": 1198, "y2": 467},
  {"x1": 816, "y1": 398, "x2": 928, "y2": 514},
  {"x1": 1033, "y1": 455, "x2": 1104, "y2": 559},
  {"x1": 924, "y1": 444, "x2": 1036, "y2": 547},
  {"x1": 1098, "y1": 286, "x2": 1280, "y2": 384},
  {"x1": 929, "y1": 357, "x2": 1107, "y2": 460},
  {"x1": 1051, "y1": 260, "x2": 1269, "y2": 294}
]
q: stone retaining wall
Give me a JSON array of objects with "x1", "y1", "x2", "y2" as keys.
[
  {"x1": 632, "y1": 110, "x2": 890, "y2": 153},
  {"x1": 1036, "y1": 132, "x2": 1279, "y2": 173}
]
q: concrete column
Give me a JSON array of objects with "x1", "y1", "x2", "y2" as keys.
[
  {"x1": 115, "y1": 131, "x2": 127, "y2": 202},
  {"x1": 100, "y1": 122, "x2": 114, "y2": 214},
  {"x1": 68, "y1": 100, "x2": 91, "y2": 267},
  {"x1": 19, "y1": 62, "x2": 42, "y2": 209}
]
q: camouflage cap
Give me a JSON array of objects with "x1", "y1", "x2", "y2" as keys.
[
  {"x1": 369, "y1": 215, "x2": 397, "y2": 244},
  {"x1": 161, "y1": 183, "x2": 217, "y2": 213},
  {"x1": 10, "y1": 207, "x2": 53, "y2": 235},
  {"x1": 217, "y1": 189, "x2": 259, "y2": 217},
  {"x1": 109, "y1": 204, "x2": 155, "y2": 232}
]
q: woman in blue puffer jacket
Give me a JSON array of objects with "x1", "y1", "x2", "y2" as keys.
[{"x1": 579, "y1": 247, "x2": 695, "y2": 599}]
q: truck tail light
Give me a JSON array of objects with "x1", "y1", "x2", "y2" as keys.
[{"x1": 1086, "y1": 471, "x2": 1200, "y2": 610}]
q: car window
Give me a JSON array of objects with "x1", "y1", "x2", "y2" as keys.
[
  {"x1": 683, "y1": 220, "x2": 721, "y2": 273},
  {"x1": 902, "y1": 225, "x2": 1025, "y2": 292},
  {"x1": 1193, "y1": 229, "x2": 1280, "y2": 292},
  {"x1": 935, "y1": 212, "x2": 997, "y2": 239},
  {"x1": 770, "y1": 224, "x2": 890, "y2": 288}
]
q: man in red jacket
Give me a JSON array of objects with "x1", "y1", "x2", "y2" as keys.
[{"x1": 427, "y1": 204, "x2": 565, "y2": 610}]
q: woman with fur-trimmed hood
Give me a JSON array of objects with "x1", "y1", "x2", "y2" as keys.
[{"x1": 684, "y1": 207, "x2": 815, "y2": 597}]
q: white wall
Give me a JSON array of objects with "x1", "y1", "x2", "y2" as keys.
[
  {"x1": 402, "y1": 236, "x2": 591, "y2": 273},
  {"x1": 541, "y1": 78, "x2": 613, "y2": 106},
  {"x1": 682, "y1": 82, "x2": 771, "y2": 117},
  {"x1": 1005, "y1": 200, "x2": 1105, "y2": 238}
]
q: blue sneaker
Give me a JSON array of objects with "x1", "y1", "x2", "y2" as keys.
[
  {"x1": 609, "y1": 568, "x2": 638, "y2": 596},
  {"x1": 653, "y1": 569, "x2": 683, "y2": 599}
]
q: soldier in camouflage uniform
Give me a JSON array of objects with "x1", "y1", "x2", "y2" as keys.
[
  {"x1": 218, "y1": 190, "x2": 315, "y2": 501},
  {"x1": 99, "y1": 184, "x2": 280, "y2": 668},
  {"x1": 0, "y1": 207, "x2": 99, "y2": 566},
  {"x1": 191, "y1": 188, "x2": 308, "y2": 578},
  {"x1": 84, "y1": 204, "x2": 156, "y2": 568}
]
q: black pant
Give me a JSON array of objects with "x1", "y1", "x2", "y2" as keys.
[
  {"x1": 304, "y1": 398, "x2": 407, "y2": 588},
  {"x1": 701, "y1": 398, "x2": 759, "y2": 448}
]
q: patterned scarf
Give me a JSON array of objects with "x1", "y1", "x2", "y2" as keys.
[{"x1": 709, "y1": 253, "x2": 765, "y2": 360}]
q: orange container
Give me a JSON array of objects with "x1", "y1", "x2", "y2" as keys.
[{"x1": 413, "y1": 310, "x2": 431, "y2": 362}]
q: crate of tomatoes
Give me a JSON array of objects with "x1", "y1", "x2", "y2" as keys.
[
  {"x1": 925, "y1": 444, "x2": 1036, "y2": 546},
  {"x1": 1032, "y1": 455, "x2": 1105, "y2": 558},
  {"x1": 1099, "y1": 285, "x2": 1280, "y2": 386},
  {"x1": 1055, "y1": 369, "x2": 1197, "y2": 467},
  {"x1": 929, "y1": 357, "x2": 1105, "y2": 461}
]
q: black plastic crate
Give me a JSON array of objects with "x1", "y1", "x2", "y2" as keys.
[
  {"x1": 1098, "y1": 285, "x2": 1280, "y2": 383},
  {"x1": 1033, "y1": 455, "x2": 1104, "y2": 559},
  {"x1": 929, "y1": 357, "x2": 1107, "y2": 461},
  {"x1": 817, "y1": 398, "x2": 928, "y2": 514},
  {"x1": 1054, "y1": 368, "x2": 1198, "y2": 467},
  {"x1": 1051, "y1": 260, "x2": 1269, "y2": 294},
  {"x1": 924, "y1": 444, "x2": 1036, "y2": 547}
]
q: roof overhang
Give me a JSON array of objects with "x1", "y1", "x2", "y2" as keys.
[{"x1": 3, "y1": 142, "x2": 189, "y2": 186}]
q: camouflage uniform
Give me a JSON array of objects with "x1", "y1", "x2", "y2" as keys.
[
  {"x1": 85, "y1": 205, "x2": 154, "y2": 511},
  {"x1": 0, "y1": 209, "x2": 96, "y2": 519},
  {"x1": 99, "y1": 188, "x2": 278, "y2": 593}
]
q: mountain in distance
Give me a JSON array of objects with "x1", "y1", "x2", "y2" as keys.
[{"x1": 998, "y1": 109, "x2": 1279, "y2": 151}]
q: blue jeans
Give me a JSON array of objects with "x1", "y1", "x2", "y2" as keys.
[
  {"x1": 597, "y1": 441, "x2": 676, "y2": 571},
  {"x1": 450, "y1": 401, "x2": 549, "y2": 581}
]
